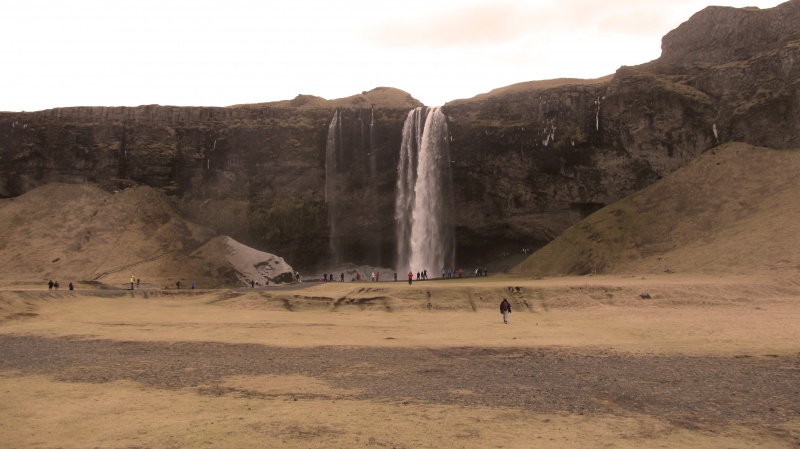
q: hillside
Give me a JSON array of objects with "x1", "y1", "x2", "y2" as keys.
[
  {"x1": 0, "y1": 2, "x2": 797, "y2": 271},
  {"x1": 235, "y1": 86, "x2": 424, "y2": 110},
  {"x1": 0, "y1": 183, "x2": 294, "y2": 288},
  {"x1": 445, "y1": 75, "x2": 615, "y2": 106},
  {"x1": 516, "y1": 143, "x2": 800, "y2": 276}
]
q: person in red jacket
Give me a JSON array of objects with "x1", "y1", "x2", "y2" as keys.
[{"x1": 407, "y1": 271, "x2": 413, "y2": 285}]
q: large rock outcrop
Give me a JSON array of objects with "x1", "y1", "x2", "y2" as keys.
[{"x1": 0, "y1": 1, "x2": 797, "y2": 271}]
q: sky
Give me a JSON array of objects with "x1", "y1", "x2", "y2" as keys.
[{"x1": 1, "y1": 0, "x2": 787, "y2": 112}]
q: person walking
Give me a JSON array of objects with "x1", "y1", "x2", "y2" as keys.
[
  {"x1": 500, "y1": 298, "x2": 512, "y2": 324},
  {"x1": 130, "y1": 275, "x2": 135, "y2": 290},
  {"x1": 407, "y1": 271, "x2": 413, "y2": 285}
]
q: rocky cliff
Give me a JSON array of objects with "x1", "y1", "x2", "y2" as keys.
[
  {"x1": 0, "y1": 89, "x2": 420, "y2": 269},
  {"x1": 0, "y1": 1, "x2": 798, "y2": 271},
  {"x1": 443, "y1": 0, "x2": 799, "y2": 266}
]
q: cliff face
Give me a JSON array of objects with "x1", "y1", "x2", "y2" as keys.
[
  {"x1": 1, "y1": 1, "x2": 798, "y2": 271},
  {"x1": 0, "y1": 90, "x2": 420, "y2": 269},
  {"x1": 443, "y1": 0, "x2": 799, "y2": 265},
  {"x1": 659, "y1": 1, "x2": 800, "y2": 67}
]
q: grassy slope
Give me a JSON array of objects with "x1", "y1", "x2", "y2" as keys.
[
  {"x1": 516, "y1": 142, "x2": 800, "y2": 276},
  {"x1": 0, "y1": 183, "x2": 253, "y2": 287}
]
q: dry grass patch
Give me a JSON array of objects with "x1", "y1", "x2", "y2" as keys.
[
  {"x1": 1, "y1": 274, "x2": 799, "y2": 355},
  {"x1": 2, "y1": 374, "x2": 796, "y2": 449}
]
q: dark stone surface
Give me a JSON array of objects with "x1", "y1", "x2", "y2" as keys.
[{"x1": 2, "y1": 335, "x2": 799, "y2": 429}]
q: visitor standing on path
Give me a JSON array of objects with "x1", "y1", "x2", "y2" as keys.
[
  {"x1": 500, "y1": 298, "x2": 512, "y2": 324},
  {"x1": 407, "y1": 271, "x2": 413, "y2": 285},
  {"x1": 130, "y1": 276, "x2": 135, "y2": 290}
]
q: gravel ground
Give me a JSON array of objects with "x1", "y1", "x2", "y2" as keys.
[{"x1": 2, "y1": 335, "x2": 799, "y2": 431}]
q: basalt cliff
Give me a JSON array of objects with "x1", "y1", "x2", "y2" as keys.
[{"x1": 1, "y1": 1, "x2": 798, "y2": 271}]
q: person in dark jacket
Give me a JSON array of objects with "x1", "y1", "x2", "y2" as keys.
[{"x1": 500, "y1": 298, "x2": 512, "y2": 324}]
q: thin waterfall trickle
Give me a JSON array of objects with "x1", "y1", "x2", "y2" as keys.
[
  {"x1": 394, "y1": 107, "x2": 455, "y2": 275},
  {"x1": 367, "y1": 109, "x2": 381, "y2": 265},
  {"x1": 325, "y1": 110, "x2": 342, "y2": 267}
]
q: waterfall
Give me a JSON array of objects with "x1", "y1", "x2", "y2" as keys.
[
  {"x1": 367, "y1": 109, "x2": 381, "y2": 266},
  {"x1": 325, "y1": 110, "x2": 342, "y2": 267},
  {"x1": 368, "y1": 109, "x2": 377, "y2": 182},
  {"x1": 394, "y1": 107, "x2": 455, "y2": 275}
]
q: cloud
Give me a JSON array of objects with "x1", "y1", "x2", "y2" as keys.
[
  {"x1": 363, "y1": 0, "x2": 781, "y2": 50},
  {"x1": 365, "y1": 2, "x2": 545, "y2": 48},
  {"x1": 2, "y1": 0, "x2": 787, "y2": 111}
]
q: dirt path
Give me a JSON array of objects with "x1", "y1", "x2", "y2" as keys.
[{"x1": 2, "y1": 335, "x2": 798, "y2": 432}]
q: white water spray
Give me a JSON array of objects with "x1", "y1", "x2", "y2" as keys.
[{"x1": 394, "y1": 107, "x2": 455, "y2": 275}]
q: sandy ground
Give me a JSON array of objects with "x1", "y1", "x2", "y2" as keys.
[{"x1": 1, "y1": 273, "x2": 799, "y2": 448}]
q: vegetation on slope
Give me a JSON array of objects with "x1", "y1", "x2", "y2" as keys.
[{"x1": 516, "y1": 142, "x2": 800, "y2": 276}]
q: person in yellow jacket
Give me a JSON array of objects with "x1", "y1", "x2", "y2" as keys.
[{"x1": 130, "y1": 276, "x2": 135, "y2": 290}]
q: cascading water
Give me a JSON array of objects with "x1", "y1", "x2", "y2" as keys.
[
  {"x1": 366, "y1": 109, "x2": 381, "y2": 265},
  {"x1": 394, "y1": 107, "x2": 455, "y2": 275},
  {"x1": 324, "y1": 108, "x2": 384, "y2": 270},
  {"x1": 325, "y1": 110, "x2": 342, "y2": 267}
]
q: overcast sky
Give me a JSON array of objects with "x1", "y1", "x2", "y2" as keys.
[{"x1": 2, "y1": 0, "x2": 786, "y2": 112}]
